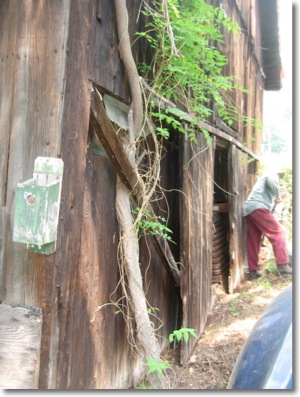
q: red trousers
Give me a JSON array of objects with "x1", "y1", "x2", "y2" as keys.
[{"x1": 245, "y1": 208, "x2": 289, "y2": 271}]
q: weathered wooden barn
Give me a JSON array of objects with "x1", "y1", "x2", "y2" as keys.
[{"x1": 0, "y1": 0, "x2": 281, "y2": 389}]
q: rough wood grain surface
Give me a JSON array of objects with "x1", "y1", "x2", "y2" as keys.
[
  {"x1": 0, "y1": 304, "x2": 42, "y2": 389},
  {"x1": 0, "y1": 0, "x2": 267, "y2": 389},
  {"x1": 180, "y1": 133, "x2": 214, "y2": 365}
]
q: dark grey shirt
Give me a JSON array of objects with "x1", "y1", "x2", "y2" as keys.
[{"x1": 243, "y1": 173, "x2": 280, "y2": 217}]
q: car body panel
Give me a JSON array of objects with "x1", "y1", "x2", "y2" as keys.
[{"x1": 227, "y1": 284, "x2": 293, "y2": 389}]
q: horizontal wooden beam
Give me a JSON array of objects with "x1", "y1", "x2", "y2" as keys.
[
  {"x1": 90, "y1": 88, "x2": 181, "y2": 289},
  {"x1": 198, "y1": 119, "x2": 259, "y2": 160},
  {"x1": 140, "y1": 77, "x2": 260, "y2": 161}
]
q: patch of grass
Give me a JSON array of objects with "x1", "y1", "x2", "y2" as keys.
[
  {"x1": 229, "y1": 304, "x2": 241, "y2": 316},
  {"x1": 257, "y1": 278, "x2": 272, "y2": 290},
  {"x1": 137, "y1": 383, "x2": 155, "y2": 390},
  {"x1": 238, "y1": 291, "x2": 252, "y2": 299},
  {"x1": 265, "y1": 259, "x2": 277, "y2": 275},
  {"x1": 228, "y1": 295, "x2": 246, "y2": 316},
  {"x1": 227, "y1": 290, "x2": 256, "y2": 317}
]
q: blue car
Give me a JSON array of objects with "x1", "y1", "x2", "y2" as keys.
[{"x1": 227, "y1": 284, "x2": 293, "y2": 389}]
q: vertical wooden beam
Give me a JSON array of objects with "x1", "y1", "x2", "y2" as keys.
[{"x1": 0, "y1": 208, "x2": 7, "y2": 302}]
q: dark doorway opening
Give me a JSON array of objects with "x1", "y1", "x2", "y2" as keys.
[{"x1": 212, "y1": 144, "x2": 230, "y2": 293}]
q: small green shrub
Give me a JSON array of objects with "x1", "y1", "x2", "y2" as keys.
[
  {"x1": 133, "y1": 207, "x2": 175, "y2": 243},
  {"x1": 145, "y1": 357, "x2": 171, "y2": 379},
  {"x1": 169, "y1": 327, "x2": 198, "y2": 343},
  {"x1": 138, "y1": 327, "x2": 197, "y2": 389}
]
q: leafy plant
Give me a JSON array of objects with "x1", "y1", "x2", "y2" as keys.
[
  {"x1": 137, "y1": 0, "x2": 259, "y2": 143},
  {"x1": 147, "y1": 306, "x2": 160, "y2": 314},
  {"x1": 138, "y1": 327, "x2": 197, "y2": 388},
  {"x1": 149, "y1": 109, "x2": 185, "y2": 139},
  {"x1": 137, "y1": 382, "x2": 155, "y2": 390},
  {"x1": 145, "y1": 357, "x2": 171, "y2": 379},
  {"x1": 169, "y1": 327, "x2": 197, "y2": 343},
  {"x1": 132, "y1": 207, "x2": 175, "y2": 243}
]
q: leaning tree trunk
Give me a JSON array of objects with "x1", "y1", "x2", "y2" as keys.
[
  {"x1": 115, "y1": 178, "x2": 163, "y2": 388},
  {"x1": 114, "y1": 0, "x2": 165, "y2": 389}
]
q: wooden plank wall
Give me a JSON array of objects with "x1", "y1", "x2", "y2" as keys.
[
  {"x1": 0, "y1": 0, "x2": 265, "y2": 389},
  {"x1": 219, "y1": 0, "x2": 264, "y2": 154},
  {"x1": 91, "y1": 0, "x2": 145, "y2": 102},
  {"x1": 228, "y1": 145, "x2": 248, "y2": 293},
  {"x1": 59, "y1": 137, "x2": 135, "y2": 389},
  {"x1": 0, "y1": 0, "x2": 70, "y2": 308},
  {"x1": 1, "y1": 0, "x2": 181, "y2": 389},
  {"x1": 47, "y1": 0, "x2": 97, "y2": 388},
  {"x1": 180, "y1": 133, "x2": 214, "y2": 364},
  {"x1": 0, "y1": 208, "x2": 7, "y2": 302},
  {"x1": 0, "y1": 304, "x2": 42, "y2": 389},
  {"x1": 213, "y1": 0, "x2": 264, "y2": 291},
  {"x1": 0, "y1": 0, "x2": 98, "y2": 389}
]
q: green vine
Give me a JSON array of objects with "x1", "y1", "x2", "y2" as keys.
[
  {"x1": 132, "y1": 207, "x2": 175, "y2": 243},
  {"x1": 137, "y1": 327, "x2": 197, "y2": 389},
  {"x1": 137, "y1": 0, "x2": 260, "y2": 143}
]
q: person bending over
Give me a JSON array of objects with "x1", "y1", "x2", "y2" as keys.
[{"x1": 243, "y1": 170, "x2": 292, "y2": 279}]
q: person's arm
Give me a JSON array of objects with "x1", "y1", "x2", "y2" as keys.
[{"x1": 265, "y1": 174, "x2": 280, "y2": 197}]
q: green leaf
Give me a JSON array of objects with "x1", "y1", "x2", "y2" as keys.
[
  {"x1": 145, "y1": 357, "x2": 171, "y2": 378},
  {"x1": 138, "y1": 0, "x2": 257, "y2": 144},
  {"x1": 156, "y1": 127, "x2": 170, "y2": 138},
  {"x1": 169, "y1": 328, "x2": 198, "y2": 344}
]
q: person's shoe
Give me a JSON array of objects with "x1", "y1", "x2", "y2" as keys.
[
  {"x1": 248, "y1": 270, "x2": 263, "y2": 279},
  {"x1": 276, "y1": 264, "x2": 293, "y2": 275}
]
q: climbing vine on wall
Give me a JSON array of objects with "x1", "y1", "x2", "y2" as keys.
[
  {"x1": 106, "y1": 0, "x2": 262, "y2": 388},
  {"x1": 137, "y1": 0, "x2": 259, "y2": 143}
]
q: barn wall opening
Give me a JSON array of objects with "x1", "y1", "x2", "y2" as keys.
[{"x1": 212, "y1": 144, "x2": 230, "y2": 293}]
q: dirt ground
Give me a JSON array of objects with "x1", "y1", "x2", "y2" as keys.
[{"x1": 162, "y1": 244, "x2": 293, "y2": 389}]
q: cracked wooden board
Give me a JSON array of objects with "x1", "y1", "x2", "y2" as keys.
[{"x1": 0, "y1": 304, "x2": 42, "y2": 389}]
